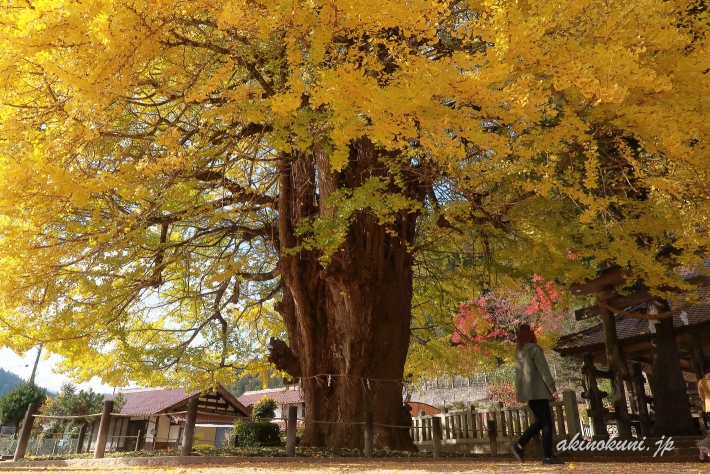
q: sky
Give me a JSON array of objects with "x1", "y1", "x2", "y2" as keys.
[{"x1": 0, "y1": 347, "x2": 114, "y2": 394}]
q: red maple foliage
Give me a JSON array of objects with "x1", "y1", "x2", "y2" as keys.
[
  {"x1": 485, "y1": 380, "x2": 517, "y2": 406},
  {"x1": 451, "y1": 276, "x2": 565, "y2": 351}
]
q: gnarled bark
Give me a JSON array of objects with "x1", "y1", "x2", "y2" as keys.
[{"x1": 268, "y1": 138, "x2": 422, "y2": 450}]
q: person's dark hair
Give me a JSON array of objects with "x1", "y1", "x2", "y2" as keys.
[{"x1": 516, "y1": 324, "x2": 537, "y2": 351}]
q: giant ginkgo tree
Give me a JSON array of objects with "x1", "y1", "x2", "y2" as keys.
[{"x1": 1, "y1": 0, "x2": 709, "y2": 449}]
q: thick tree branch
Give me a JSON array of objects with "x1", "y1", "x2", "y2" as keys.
[
  {"x1": 267, "y1": 337, "x2": 302, "y2": 378},
  {"x1": 237, "y1": 268, "x2": 280, "y2": 282}
]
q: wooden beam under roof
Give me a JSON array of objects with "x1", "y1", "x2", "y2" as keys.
[
  {"x1": 569, "y1": 267, "x2": 628, "y2": 296},
  {"x1": 574, "y1": 275, "x2": 710, "y2": 320},
  {"x1": 575, "y1": 291, "x2": 652, "y2": 320}
]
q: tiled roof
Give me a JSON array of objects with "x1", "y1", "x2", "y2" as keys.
[
  {"x1": 169, "y1": 413, "x2": 240, "y2": 425},
  {"x1": 110, "y1": 387, "x2": 200, "y2": 416},
  {"x1": 109, "y1": 384, "x2": 249, "y2": 417},
  {"x1": 556, "y1": 287, "x2": 710, "y2": 353},
  {"x1": 237, "y1": 387, "x2": 304, "y2": 407},
  {"x1": 677, "y1": 258, "x2": 710, "y2": 278}
]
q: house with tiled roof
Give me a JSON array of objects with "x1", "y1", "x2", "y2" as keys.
[
  {"x1": 86, "y1": 384, "x2": 249, "y2": 452},
  {"x1": 237, "y1": 387, "x2": 305, "y2": 428}
]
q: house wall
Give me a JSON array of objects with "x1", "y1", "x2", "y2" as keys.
[
  {"x1": 168, "y1": 425, "x2": 181, "y2": 445},
  {"x1": 195, "y1": 426, "x2": 217, "y2": 446},
  {"x1": 85, "y1": 416, "x2": 131, "y2": 452},
  {"x1": 87, "y1": 420, "x2": 100, "y2": 451},
  {"x1": 214, "y1": 427, "x2": 231, "y2": 448},
  {"x1": 152, "y1": 415, "x2": 177, "y2": 449},
  {"x1": 144, "y1": 416, "x2": 158, "y2": 447},
  {"x1": 276, "y1": 402, "x2": 305, "y2": 419},
  {"x1": 106, "y1": 416, "x2": 130, "y2": 450}
]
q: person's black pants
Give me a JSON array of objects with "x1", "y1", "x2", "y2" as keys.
[{"x1": 516, "y1": 399, "x2": 553, "y2": 458}]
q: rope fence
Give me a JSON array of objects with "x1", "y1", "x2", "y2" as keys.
[{"x1": 9, "y1": 389, "x2": 588, "y2": 461}]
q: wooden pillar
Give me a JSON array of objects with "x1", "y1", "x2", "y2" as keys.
[
  {"x1": 180, "y1": 398, "x2": 199, "y2": 457},
  {"x1": 691, "y1": 332, "x2": 706, "y2": 381},
  {"x1": 363, "y1": 412, "x2": 373, "y2": 458},
  {"x1": 93, "y1": 400, "x2": 114, "y2": 459},
  {"x1": 598, "y1": 287, "x2": 632, "y2": 437},
  {"x1": 562, "y1": 390, "x2": 581, "y2": 436},
  {"x1": 647, "y1": 299, "x2": 697, "y2": 436},
  {"x1": 152, "y1": 415, "x2": 160, "y2": 449},
  {"x1": 487, "y1": 417, "x2": 497, "y2": 456},
  {"x1": 432, "y1": 417, "x2": 442, "y2": 457},
  {"x1": 135, "y1": 430, "x2": 143, "y2": 451},
  {"x1": 493, "y1": 401, "x2": 504, "y2": 437},
  {"x1": 75, "y1": 423, "x2": 87, "y2": 454},
  {"x1": 442, "y1": 407, "x2": 449, "y2": 440},
  {"x1": 582, "y1": 352, "x2": 608, "y2": 438},
  {"x1": 285, "y1": 405, "x2": 297, "y2": 456},
  {"x1": 12, "y1": 403, "x2": 38, "y2": 461},
  {"x1": 631, "y1": 362, "x2": 651, "y2": 438}
]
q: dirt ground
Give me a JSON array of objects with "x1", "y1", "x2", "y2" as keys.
[{"x1": 0, "y1": 460, "x2": 706, "y2": 474}]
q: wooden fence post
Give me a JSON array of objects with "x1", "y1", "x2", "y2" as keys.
[
  {"x1": 554, "y1": 403, "x2": 565, "y2": 435},
  {"x1": 493, "y1": 402, "x2": 504, "y2": 437},
  {"x1": 75, "y1": 423, "x2": 87, "y2": 454},
  {"x1": 418, "y1": 410, "x2": 425, "y2": 441},
  {"x1": 93, "y1": 399, "x2": 114, "y2": 459},
  {"x1": 364, "y1": 412, "x2": 373, "y2": 458},
  {"x1": 632, "y1": 362, "x2": 652, "y2": 438},
  {"x1": 487, "y1": 417, "x2": 498, "y2": 456},
  {"x1": 464, "y1": 406, "x2": 472, "y2": 439},
  {"x1": 582, "y1": 352, "x2": 609, "y2": 438},
  {"x1": 562, "y1": 390, "x2": 581, "y2": 437},
  {"x1": 180, "y1": 398, "x2": 199, "y2": 457},
  {"x1": 432, "y1": 416, "x2": 442, "y2": 457},
  {"x1": 13, "y1": 403, "x2": 38, "y2": 462},
  {"x1": 135, "y1": 430, "x2": 142, "y2": 451},
  {"x1": 442, "y1": 407, "x2": 449, "y2": 440},
  {"x1": 286, "y1": 405, "x2": 297, "y2": 456}
]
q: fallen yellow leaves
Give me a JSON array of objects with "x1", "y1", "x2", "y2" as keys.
[{"x1": 0, "y1": 460, "x2": 704, "y2": 474}]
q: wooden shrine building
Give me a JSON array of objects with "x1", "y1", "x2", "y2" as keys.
[{"x1": 554, "y1": 264, "x2": 710, "y2": 438}]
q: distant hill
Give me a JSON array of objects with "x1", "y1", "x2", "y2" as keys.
[
  {"x1": 227, "y1": 372, "x2": 284, "y2": 397},
  {"x1": 0, "y1": 368, "x2": 25, "y2": 396}
]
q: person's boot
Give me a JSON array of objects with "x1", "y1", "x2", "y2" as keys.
[{"x1": 510, "y1": 442, "x2": 525, "y2": 462}]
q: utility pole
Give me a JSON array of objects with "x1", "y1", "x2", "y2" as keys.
[{"x1": 28, "y1": 345, "x2": 42, "y2": 384}]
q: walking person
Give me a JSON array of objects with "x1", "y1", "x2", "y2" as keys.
[
  {"x1": 698, "y1": 367, "x2": 710, "y2": 429},
  {"x1": 698, "y1": 367, "x2": 710, "y2": 461},
  {"x1": 509, "y1": 324, "x2": 564, "y2": 465}
]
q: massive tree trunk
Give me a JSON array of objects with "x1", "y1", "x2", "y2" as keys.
[
  {"x1": 268, "y1": 138, "x2": 420, "y2": 450},
  {"x1": 647, "y1": 300, "x2": 696, "y2": 436}
]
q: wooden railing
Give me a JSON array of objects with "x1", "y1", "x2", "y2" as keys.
[{"x1": 411, "y1": 389, "x2": 582, "y2": 451}]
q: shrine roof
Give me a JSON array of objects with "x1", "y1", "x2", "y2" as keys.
[{"x1": 555, "y1": 288, "x2": 710, "y2": 354}]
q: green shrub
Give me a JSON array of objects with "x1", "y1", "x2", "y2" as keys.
[
  {"x1": 251, "y1": 396, "x2": 278, "y2": 420},
  {"x1": 234, "y1": 421, "x2": 280, "y2": 447}
]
